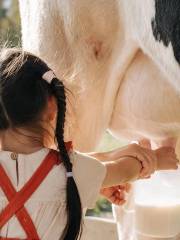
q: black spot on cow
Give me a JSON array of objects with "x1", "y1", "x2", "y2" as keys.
[{"x1": 151, "y1": 0, "x2": 180, "y2": 64}]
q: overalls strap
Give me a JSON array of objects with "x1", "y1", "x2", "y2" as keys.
[{"x1": 0, "y1": 150, "x2": 61, "y2": 240}]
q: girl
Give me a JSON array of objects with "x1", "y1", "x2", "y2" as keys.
[{"x1": 0, "y1": 48, "x2": 178, "y2": 240}]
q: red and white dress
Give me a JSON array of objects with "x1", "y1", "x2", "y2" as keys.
[{"x1": 0, "y1": 148, "x2": 106, "y2": 239}]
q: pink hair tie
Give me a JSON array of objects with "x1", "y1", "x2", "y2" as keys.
[{"x1": 42, "y1": 70, "x2": 56, "y2": 83}]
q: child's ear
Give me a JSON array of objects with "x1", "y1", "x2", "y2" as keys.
[{"x1": 46, "y1": 96, "x2": 57, "y2": 121}]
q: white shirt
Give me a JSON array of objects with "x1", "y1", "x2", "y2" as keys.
[{"x1": 0, "y1": 148, "x2": 106, "y2": 239}]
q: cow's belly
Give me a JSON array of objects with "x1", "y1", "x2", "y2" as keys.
[{"x1": 110, "y1": 51, "x2": 180, "y2": 142}]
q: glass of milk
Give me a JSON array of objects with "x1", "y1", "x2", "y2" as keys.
[{"x1": 134, "y1": 170, "x2": 180, "y2": 239}]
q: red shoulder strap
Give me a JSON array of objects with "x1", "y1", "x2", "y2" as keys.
[{"x1": 0, "y1": 149, "x2": 61, "y2": 239}]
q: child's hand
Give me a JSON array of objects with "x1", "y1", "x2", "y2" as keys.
[
  {"x1": 155, "y1": 146, "x2": 179, "y2": 170},
  {"x1": 100, "y1": 183, "x2": 131, "y2": 205},
  {"x1": 90, "y1": 142, "x2": 178, "y2": 187},
  {"x1": 119, "y1": 143, "x2": 158, "y2": 178},
  {"x1": 92, "y1": 143, "x2": 159, "y2": 178},
  {"x1": 137, "y1": 140, "x2": 178, "y2": 175}
]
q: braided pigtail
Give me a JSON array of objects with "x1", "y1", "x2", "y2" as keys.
[{"x1": 50, "y1": 77, "x2": 82, "y2": 240}]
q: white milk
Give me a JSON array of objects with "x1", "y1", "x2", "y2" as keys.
[
  {"x1": 134, "y1": 170, "x2": 180, "y2": 239},
  {"x1": 135, "y1": 203, "x2": 180, "y2": 238}
]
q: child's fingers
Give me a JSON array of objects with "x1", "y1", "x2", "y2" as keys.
[
  {"x1": 100, "y1": 186, "x2": 116, "y2": 196},
  {"x1": 139, "y1": 159, "x2": 150, "y2": 177},
  {"x1": 108, "y1": 189, "x2": 125, "y2": 200},
  {"x1": 101, "y1": 184, "x2": 132, "y2": 205},
  {"x1": 118, "y1": 185, "x2": 126, "y2": 190},
  {"x1": 116, "y1": 191, "x2": 124, "y2": 199},
  {"x1": 118, "y1": 183, "x2": 131, "y2": 193},
  {"x1": 109, "y1": 194, "x2": 126, "y2": 205},
  {"x1": 138, "y1": 150, "x2": 156, "y2": 177},
  {"x1": 124, "y1": 183, "x2": 131, "y2": 193},
  {"x1": 114, "y1": 189, "x2": 125, "y2": 200},
  {"x1": 142, "y1": 151, "x2": 156, "y2": 174},
  {"x1": 117, "y1": 183, "x2": 131, "y2": 191},
  {"x1": 139, "y1": 162, "x2": 148, "y2": 176},
  {"x1": 114, "y1": 199, "x2": 126, "y2": 206},
  {"x1": 109, "y1": 194, "x2": 122, "y2": 203},
  {"x1": 133, "y1": 143, "x2": 157, "y2": 177}
]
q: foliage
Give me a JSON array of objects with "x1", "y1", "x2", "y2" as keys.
[
  {"x1": 86, "y1": 197, "x2": 112, "y2": 218},
  {"x1": 0, "y1": 0, "x2": 21, "y2": 47}
]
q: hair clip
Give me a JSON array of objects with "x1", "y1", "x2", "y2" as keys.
[
  {"x1": 42, "y1": 70, "x2": 56, "y2": 83},
  {"x1": 66, "y1": 172, "x2": 73, "y2": 178}
]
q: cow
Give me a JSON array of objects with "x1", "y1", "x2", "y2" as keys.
[{"x1": 18, "y1": 0, "x2": 180, "y2": 239}]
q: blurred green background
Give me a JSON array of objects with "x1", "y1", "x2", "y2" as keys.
[
  {"x1": 0, "y1": 0, "x2": 127, "y2": 218},
  {"x1": 0, "y1": 0, "x2": 20, "y2": 46}
]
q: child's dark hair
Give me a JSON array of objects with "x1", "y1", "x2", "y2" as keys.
[{"x1": 0, "y1": 48, "x2": 82, "y2": 240}]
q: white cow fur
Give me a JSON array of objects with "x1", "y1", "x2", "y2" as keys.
[{"x1": 19, "y1": 0, "x2": 180, "y2": 153}]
